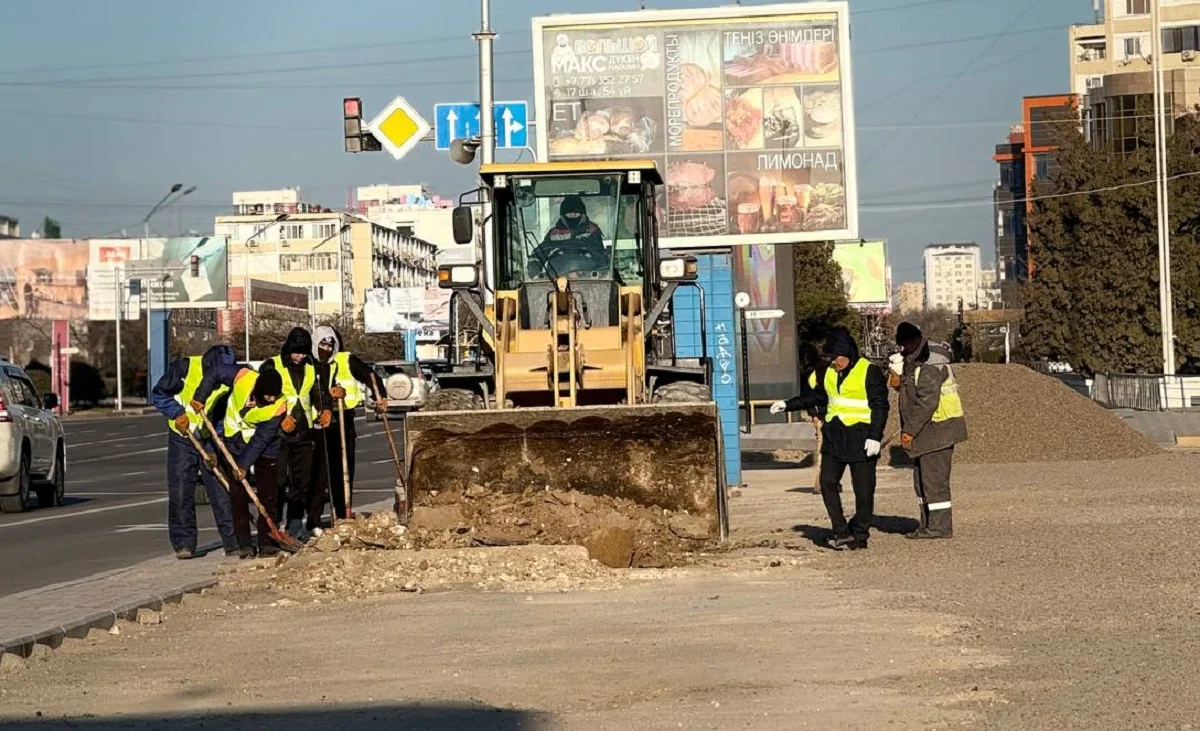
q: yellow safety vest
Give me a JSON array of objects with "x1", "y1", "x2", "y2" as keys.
[
  {"x1": 223, "y1": 370, "x2": 288, "y2": 442},
  {"x1": 269, "y1": 355, "x2": 317, "y2": 422},
  {"x1": 914, "y1": 365, "x2": 965, "y2": 422},
  {"x1": 327, "y1": 351, "x2": 364, "y2": 409},
  {"x1": 824, "y1": 359, "x2": 872, "y2": 426},
  {"x1": 807, "y1": 371, "x2": 817, "y2": 389},
  {"x1": 168, "y1": 356, "x2": 230, "y2": 436}
]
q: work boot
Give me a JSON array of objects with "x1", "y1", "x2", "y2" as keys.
[
  {"x1": 286, "y1": 519, "x2": 311, "y2": 543},
  {"x1": 258, "y1": 544, "x2": 281, "y2": 558},
  {"x1": 175, "y1": 548, "x2": 195, "y2": 560},
  {"x1": 238, "y1": 546, "x2": 257, "y2": 560},
  {"x1": 828, "y1": 531, "x2": 856, "y2": 550},
  {"x1": 224, "y1": 548, "x2": 240, "y2": 557},
  {"x1": 906, "y1": 528, "x2": 952, "y2": 540}
]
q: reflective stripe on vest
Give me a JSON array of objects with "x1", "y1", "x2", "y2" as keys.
[
  {"x1": 824, "y1": 359, "x2": 872, "y2": 426},
  {"x1": 270, "y1": 355, "x2": 317, "y2": 422},
  {"x1": 223, "y1": 370, "x2": 287, "y2": 442},
  {"x1": 914, "y1": 365, "x2": 965, "y2": 422},
  {"x1": 807, "y1": 371, "x2": 817, "y2": 389},
  {"x1": 328, "y1": 351, "x2": 364, "y2": 409},
  {"x1": 167, "y1": 356, "x2": 230, "y2": 436}
]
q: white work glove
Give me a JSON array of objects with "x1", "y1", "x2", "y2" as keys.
[
  {"x1": 888, "y1": 353, "x2": 904, "y2": 376},
  {"x1": 864, "y1": 439, "x2": 882, "y2": 458},
  {"x1": 769, "y1": 400, "x2": 788, "y2": 415}
]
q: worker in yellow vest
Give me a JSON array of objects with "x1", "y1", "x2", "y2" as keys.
[
  {"x1": 258, "y1": 327, "x2": 332, "y2": 540},
  {"x1": 894, "y1": 322, "x2": 968, "y2": 539},
  {"x1": 150, "y1": 344, "x2": 239, "y2": 559},
  {"x1": 219, "y1": 368, "x2": 289, "y2": 557},
  {"x1": 312, "y1": 325, "x2": 387, "y2": 519},
  {"x1": 771, "y1": 328, "x2": 889, "y2": 550}
]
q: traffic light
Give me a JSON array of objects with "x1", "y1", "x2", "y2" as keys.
[
  {"x1": 190, "y1": 255, "x2": 200, "y2": 277},
  {"x1": 344, "y1": 97, "x2": 364, "y2": 153},
  {"x1": 128, "y1": 280, "x2": 141, "y2": 296}
]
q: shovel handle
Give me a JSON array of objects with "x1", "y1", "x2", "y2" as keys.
[
  {"x1": 336, "y1": 397, "x2": 351, "y2": 519},
  {"x1": 196, "y1": 411, "x2": 290, "y2": 542},
  {"x1": 184, "y1": 429, "x2": 232, "y2": 493},
  {"x1": 371, "y1": 373, "x2": 409, "y2": 522}
]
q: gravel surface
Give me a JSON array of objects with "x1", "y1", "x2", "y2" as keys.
[{"x1": 885, "y1": 364, "x2": 1160, "y2": 464}]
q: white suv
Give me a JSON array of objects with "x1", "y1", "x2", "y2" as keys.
[{"x1": 0, "y1": 361, "x2": 67, "y2": 513}]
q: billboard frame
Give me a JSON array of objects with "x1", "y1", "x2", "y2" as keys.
[
  {"x1": 832, "y1": 238, "x2": 890, "y2": 311},
  {"x1": 531, "y1": 1, "x2": 858, "y2": 249}
]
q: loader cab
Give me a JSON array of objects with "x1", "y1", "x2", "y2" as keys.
[{"x1": 485, "y1": 161, "x2": 662, "y2": 330}]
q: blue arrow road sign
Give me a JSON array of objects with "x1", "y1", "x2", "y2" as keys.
[{"x1": 434, "y1": 101, "x2": 529, "y2": 151}]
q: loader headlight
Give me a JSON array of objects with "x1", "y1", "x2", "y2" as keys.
[
  {"x1": 438, "y1": 264, "x2": 478, "y2": 289},
  {"x1": 659, "y1": 256, "x2": 698, "y2": 282}
]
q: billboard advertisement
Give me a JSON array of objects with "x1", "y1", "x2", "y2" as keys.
[
  {"x1": 533, "y1": 2, "x2": 857, "y2": 248},
  {"x1": 87, "y1": 239, "x2": 142, "y2": 321},
  {"x1": 0, "y1": 239, "x2": 89, "y2": 321},
  {"x1": 365, "y1": 286, "x2": 453, "y2": 342},
  {"x1": 132, "y1": 237, "x2": 229, "y2": 310},
  {"x1": 831, "y1": 239, "x2": 890, "y2": 310},
  {"x1": 732, "y1": 244, "x2": 798, "y2": 396}
]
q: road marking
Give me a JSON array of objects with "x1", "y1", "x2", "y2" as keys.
[
  {"x1": 70, "y1": 434, "x2": 156, "y2": 448},
  {"x1": 371, "y1": 458, "x2": 396, "y2": 464},
  {"x1": 0, "y1": 497, "x2": 168, "y2": 530},
  {"x1": 73, "y1": 447, "x2": 166, "y2": 464},
  {"x1": 113, "y1": 523, "x2": 214, "y2": 533}
]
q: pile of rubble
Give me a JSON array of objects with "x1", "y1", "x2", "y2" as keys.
[{"x1": 885, "y1": 364, "x2": 1160, "y2": 464}]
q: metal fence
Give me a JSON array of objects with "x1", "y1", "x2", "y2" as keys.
[{"x1": 1092, "y1": 373, "x2": 1200, "y2": 411}]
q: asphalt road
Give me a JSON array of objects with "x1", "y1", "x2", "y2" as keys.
[{"x1": 0, "y1": 411, "x2": 405, "y2": 598}]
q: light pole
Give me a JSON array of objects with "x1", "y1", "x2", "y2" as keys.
[
  {"x1": 143, "y1": 183, "x2": 183, "y2": 238},
  {"x1": 115, "y1": 268, "x2": 124, "y2": 411},
  {"x1": 312, "y1": 223, "x2": 352, "y2": 322},
  {"x1": 1151, "y1": 0, "x2": 1176, "y2": 375},
  {"x1": 243, "y1": 213, "x2": 289, "y2": 360}
]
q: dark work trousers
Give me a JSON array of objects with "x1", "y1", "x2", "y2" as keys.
[
  {"x1": 326, "y1": 414, "x2": 358, "y2": 519},
  {"x1": 165, "y1": 432, "x2": 236, "y2": 553},
  {"x1": 913, "y1": 446, "x2": 954, "y2": 537},
  {"x1": 818, "y1": 456, "x2": 878, "y2": 541},
  {"x1": 277, "y1": 430, "x2": 317, "y2": 527},
  {"x1": 226, "y1": 441, "x2": 280, "y2": 550}
]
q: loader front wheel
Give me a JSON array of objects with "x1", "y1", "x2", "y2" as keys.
[
  {"x1": 424, "y1": 388, "x2": 483, "y2": 412},
  {"x1": 651, "y1": 381, "x2": 712, "y2": 404}
]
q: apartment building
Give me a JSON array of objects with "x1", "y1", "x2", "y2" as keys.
[
  {"x1": 351, "y1": 183, "x2": 456, "y2": 249},
  {"x1": 924, "y1": 243, "x2": 982, "y2": 311},
  {"x1": 0, "y1": 215, "x2": 18, "y2": 239},
  {"x1": 1071, "y1": 0, "x2": 1200, "y2": 153},
  {"x1": 896, "y1": 282, "x2": 925, "y2": 315},
  {"x1": 215, "y1": 189, "x2": 436, "y2": 321}
]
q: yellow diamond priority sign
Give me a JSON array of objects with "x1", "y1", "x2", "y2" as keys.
[{"x1": 366, "y1": 96, "x2": 431, "y2": 161}]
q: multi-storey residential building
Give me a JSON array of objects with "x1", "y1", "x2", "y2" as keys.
[
  {"x1": 352, "y1": 184, "x2": 456, "y2": 248},
  {"x1": 924, "y1": 243, "x2": 982, "y2": 312},
  {"x1": 896, "y1": 282, "x2": 925, "y2": 315},
  {"x1": 215, "y1": 190, "x2": 436, "y2": 323},
  {"x1": 1071, "y1": 0, "x2": 1200, "y2": 153},
  {"x1": 0, "y1": 215, "x2": 18, "y2": 239}
]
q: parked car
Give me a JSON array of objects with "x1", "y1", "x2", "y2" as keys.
[
  {"x1": 366, "y1": 361, "x2": 430, "y2": 420},
  {"x1": 0, "y1": 361, "x2": 67, "y2": 513}
]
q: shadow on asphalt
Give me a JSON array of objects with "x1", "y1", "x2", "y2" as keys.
[
  {"x1": 51, "y1": 497, "x2": 94, "y2": 509},
  {"x1": 792, "y1": 514, "x2": 921, "y2": 548},
  {"x1": 0, "y1": 703, "x2": 548, "y2": 730}
]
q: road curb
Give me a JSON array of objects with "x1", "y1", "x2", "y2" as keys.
[
  {"x1": 0, "y1": 577, "x2": 217, "y2": 660},
  {"x1": 62, "y1": 407, "x2": 157, "y2": 422}
]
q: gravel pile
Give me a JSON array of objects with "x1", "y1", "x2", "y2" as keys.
[{"x1": 885, "y1": 364, "x2": 1159, "y2": 464}]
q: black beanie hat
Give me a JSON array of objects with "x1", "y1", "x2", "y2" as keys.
[
  {"x1": 895, "y1": 321, "x2": 922, "y2": 347},
  {"x1": 252, "y1": 369, "x2": 283, "y2": 404},
  {"x1": 560, "y1": 195, "x2": 587, "y2": 217}
]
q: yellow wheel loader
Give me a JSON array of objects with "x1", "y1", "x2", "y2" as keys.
[{"x1": 403, "y1": 160, "x2": 728, "y2": 538}]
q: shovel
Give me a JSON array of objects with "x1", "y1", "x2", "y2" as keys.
[
  {"x1": 371, "y1": 373, "x2": 409, "y2": 524},
  {"x1": 195, "y1": 412, "x2": 302, "y2": 553},
  {"x1": 336, "y1": 396, "x2": 352, "y2": 520}
]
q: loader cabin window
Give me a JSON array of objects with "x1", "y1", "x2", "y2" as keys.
[{"x1": 500, "y1": 174, "x2": 646, "y2": 289}]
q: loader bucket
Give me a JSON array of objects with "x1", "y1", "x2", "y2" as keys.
[{"x1": 404, "y1": 403, "x2": 725, "y2": 536}]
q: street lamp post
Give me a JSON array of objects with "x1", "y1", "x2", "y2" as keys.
[
  {"x1": 1151, "y1": 0, "x2": 1177, "y2": 375},
  {"x1": 144, "y1": 183, "x2": 184, "y2": 238},
  {"x1": 243, "y1": 213, "x2": 289, "y2": 360}
]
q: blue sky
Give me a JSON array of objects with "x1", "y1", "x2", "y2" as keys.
[{"x1": 0, "y1": 0, "x2": 1090, "y2": 282}]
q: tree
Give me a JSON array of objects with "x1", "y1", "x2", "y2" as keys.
[
  {"x1": 1022, "y1": 101, "x2": 1200, "y2": 375},
  {"x1": 792, "y1": 241, "x2": 861, "y2": 351},
  {"x1": 42, "y1": 217, "x2": 61, "y2": 239}
]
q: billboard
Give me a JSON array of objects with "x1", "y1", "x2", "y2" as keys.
[
  {"x1": 0, "y1": 239, "x2": 89, "y2": 321},
  {"x1": 87, "y1": 239, "x2": 142, "y2": 321},
  {"x1": 364, "y1": 285, "x2": 452, "y2": 342},
  {"x1": 831, "y1": 239, "x2": 890, "y2": 309},
  {"x1": 732, "y1": 244, "x2": 798, "y2": 396},
  {"x1": 132, "y1": 237, "x2": 229, "y2": 310},
  {"x1": 533, "y1": 2, "x2": 857, "y2": 248}
]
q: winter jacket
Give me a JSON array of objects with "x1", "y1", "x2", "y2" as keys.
[
  {"x1": 312, "y1": 325, "x2": 378, "y2": 421},
  {"x1": 783, "y1": 330, "x2": 889, "y2": 463},
  {"x1": 198, "y1": 367, "x2": 284, "y2": 464},
  {"x1": 258, "y1": 328, "x2": 326, "y2": 437},
  {"x1": 151, "y1": 344, "x2": 237, "y2": 421},
  {"x1": 899, "y1": 339, "x2": 968, "y2": 458}
]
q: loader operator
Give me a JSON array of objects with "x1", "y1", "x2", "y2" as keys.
[
  {"x1": 194, "y1": 364, "x2": 289, "y2": 558},
  {"x1": 151, "y1": 344, "x2": 239, "y2": 560},
  {"x1": 892, "y1": 322, "x2": 967, "y2": 540},
  {"x1": 530, "y1": 194, "x2": 609, "y2": 278},
  {"x1": 771, "y1": 328, "x2": 889, "y2": 551},
  {"x1": 313, "y1": 325, "x2": 387, "y2": 520},
  {"x1": 259, "y1": 327, "x2": 332, "y2": 541}
]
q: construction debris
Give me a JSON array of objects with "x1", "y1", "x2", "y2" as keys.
[{"x1": 885, "y1": 364, "x2": 1160, "y2": 464}]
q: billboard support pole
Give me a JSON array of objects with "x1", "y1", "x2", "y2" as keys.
[
  {"x1": 115, "y1": 269, "x2": 124, "y2": 412},
  {"x1": 738, "y1": 303, "x2": 751, "y2": 436}
]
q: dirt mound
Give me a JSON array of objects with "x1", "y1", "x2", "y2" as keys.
[
  {"x1": 886, "y1": 364, "x2": 1159, "y2": 464},
  {"x1": 224, "y1": 544, "x2": 633, "y2": 599},
  {"x1": 411, "y1": 487, "x2": 715, "y2": 568}
]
